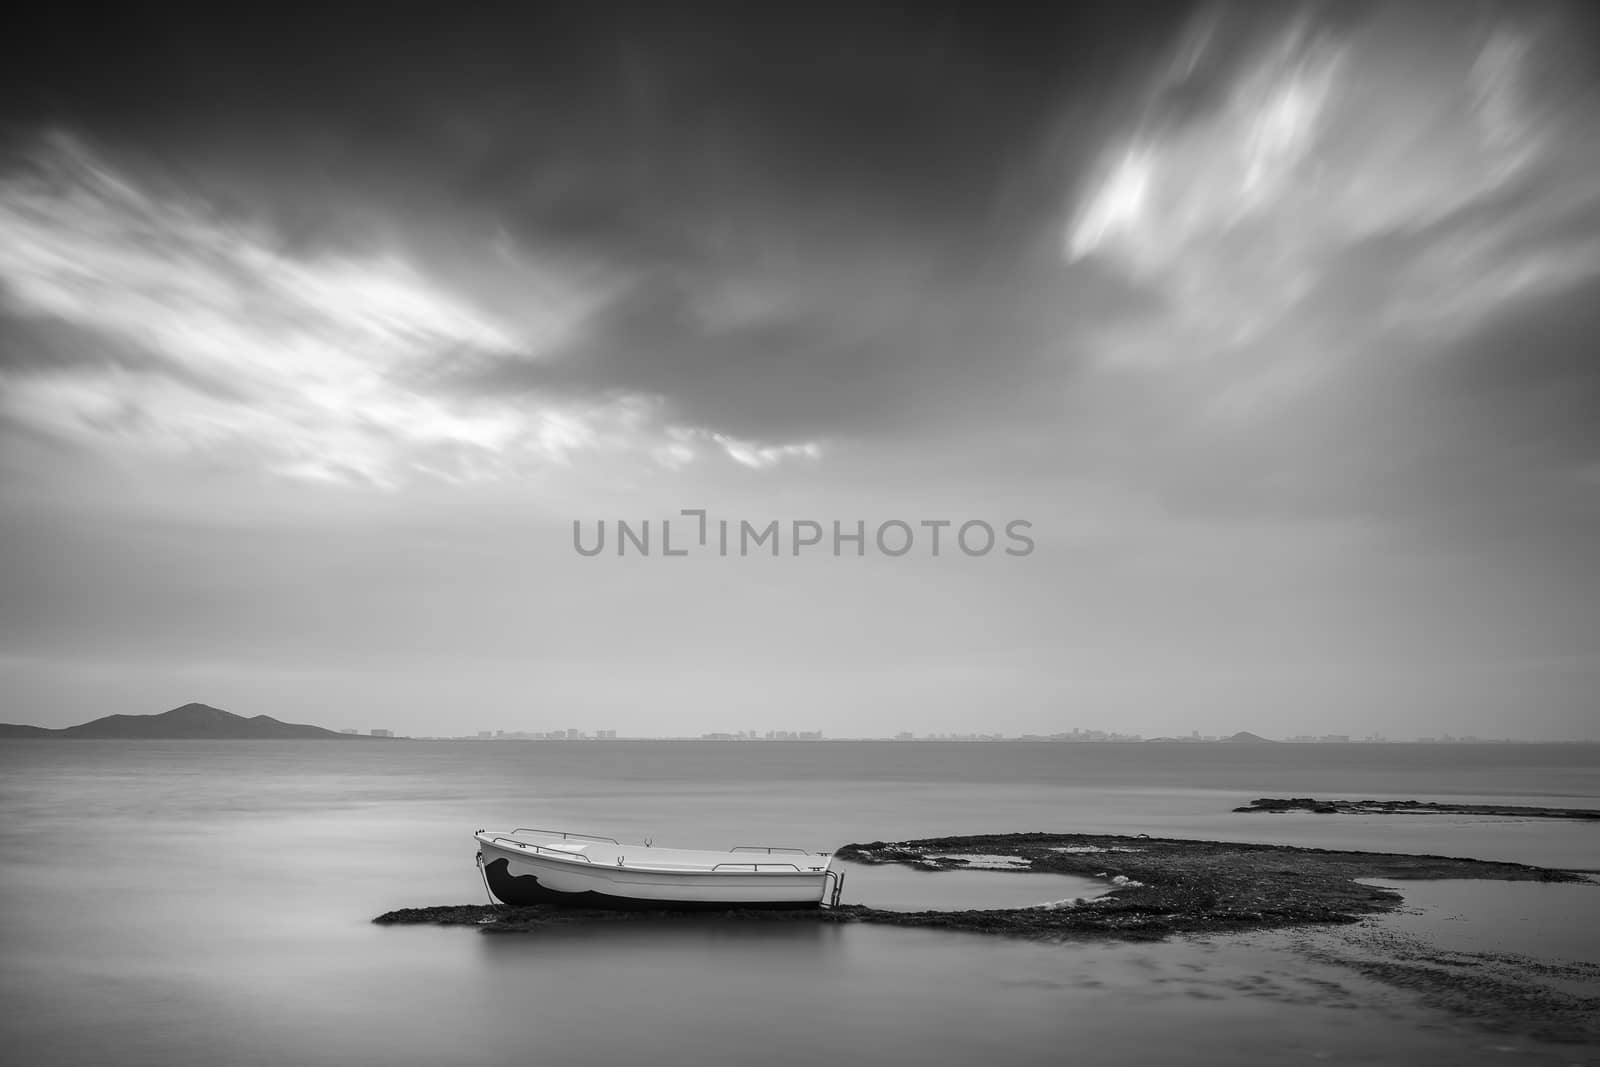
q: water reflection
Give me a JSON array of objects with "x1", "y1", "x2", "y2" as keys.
[
  {"x1": 477, "y1": 916, "x2": 842, "y2": 957},
  {"x1": 1357, "y1": 879, "x2": 1600, "y2": 966}
]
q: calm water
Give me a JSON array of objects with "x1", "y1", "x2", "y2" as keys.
[{"x1": 2, "y1": 740, "x2": 1597, "y2": 1066}]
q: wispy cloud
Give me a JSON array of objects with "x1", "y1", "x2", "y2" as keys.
[
  {"x1": 1047, "y1": 1, "x2": 1600, "y2": 537},
  {"x1": 1065, "y1": 4, "x2": 1600, "y2": 388},
  {"x1": 0, "y1": 134, "x2": 822, "y2": 485}
]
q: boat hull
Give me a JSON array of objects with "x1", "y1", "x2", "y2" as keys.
[{"x1": 477, "y1": 838, "x2": 832, "y2": 910}]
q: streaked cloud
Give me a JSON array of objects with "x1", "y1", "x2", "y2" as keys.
[
  {"x1": 0, "y1": 134, "x2": 822, "y2": 485},
  {"x1": 1066, "y1": 3, "x2": 1600, "y2": 389}
]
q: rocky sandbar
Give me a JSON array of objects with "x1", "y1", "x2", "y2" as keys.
[{"x1": 377, "y1": 831, "x2": 1583, "y2": 940}]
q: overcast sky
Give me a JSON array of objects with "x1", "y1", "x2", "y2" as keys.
[{"x1": 2, "y1": 2, "x2": 1597, "y2": 739}]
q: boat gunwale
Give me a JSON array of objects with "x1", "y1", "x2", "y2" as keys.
[{"x1": 477, "y1": 832, "x2": 835, "y2": 878}]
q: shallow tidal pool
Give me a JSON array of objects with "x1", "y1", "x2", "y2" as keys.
[{"x1": 836, "y1": 858, "x2": 1106, "y2": 912}]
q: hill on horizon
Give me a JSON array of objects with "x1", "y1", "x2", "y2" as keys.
[
  {"x1": 0, "y1": 702, "x2": 377, "y2": 740},
  {"x1": 1144, "y1": 731, "x2": 1279, "y2": 743}
]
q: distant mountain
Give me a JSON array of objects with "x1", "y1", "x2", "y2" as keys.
[
  {"x1": 0, "y1": 702, "x2": 377, "y2": 740},
  {"x1": 0, "y1": 723, "x2": 55, "y2": 738},
  {"x1": 1143, "y1": 731, "x2": 1277, "y2": 743}
]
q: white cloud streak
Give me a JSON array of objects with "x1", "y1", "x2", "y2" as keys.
[
  {"x1": 0, "y1": 134, "x2": 821, "y2": 486},
  {"x1": 1064, "y1": 6, "x2": 1600, "y2": 397}
]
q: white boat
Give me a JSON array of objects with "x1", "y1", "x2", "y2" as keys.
[{"x1": 474, "y1": 827, "x2": 844, "y2": 910}]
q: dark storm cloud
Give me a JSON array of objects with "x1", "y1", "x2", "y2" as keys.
[
  {"x1": 1128, "y1": 277, "x2": 1600, "y2": 536},
  {"x1": 439, "y1": 254, "x2": 1158, "y2": 442},
  {"x1": 1052, "y1": 0, "x2": 1600, "y2": 528},
  {"x1": 4, "y1": 4, "x2": 1186, "y2": 230},
  {"x1": 2, "y1": 2, "x2": 1202, "y2": 463},
  {"x1": 1426, "y1": 280, "x2": 1600, "y2": 477},
  {"x1": 4, "y1": 0, "x2": 1598, "y2": 490}
]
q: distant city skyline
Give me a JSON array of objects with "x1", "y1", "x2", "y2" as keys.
[
  {"x1": 367, "y1": 724, "x2": 1591, "y2": 746},
  {"x1": 5, "y1": 691, "x2": 1596, "y2": 743},
  {"x1": 5, "y1": 698, "x2": 1589, "y2": 745},
  {"x1": 6, "y1": 689, "x2": 1599, "y2": 743}
]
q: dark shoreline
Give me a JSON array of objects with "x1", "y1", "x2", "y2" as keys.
[
  {"x1": 377, "y1": 831, "x2": 1585, "y2": 940},
  {"x1": 1235, "y1": 796, "x2": 1600, "y2": 819}
]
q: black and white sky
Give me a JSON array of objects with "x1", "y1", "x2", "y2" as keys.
[{"x1": 2, "y1": 2, "x2": 1597, "y2": 738}]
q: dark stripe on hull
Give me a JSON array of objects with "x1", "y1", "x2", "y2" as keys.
[{"x1": 482, "y1": 857, "x2": 821, "y2": 912}]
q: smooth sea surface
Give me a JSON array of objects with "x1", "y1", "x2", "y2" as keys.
[{"x1": 2, "y1": 740, "x2": 1597, "y2": 1066}]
